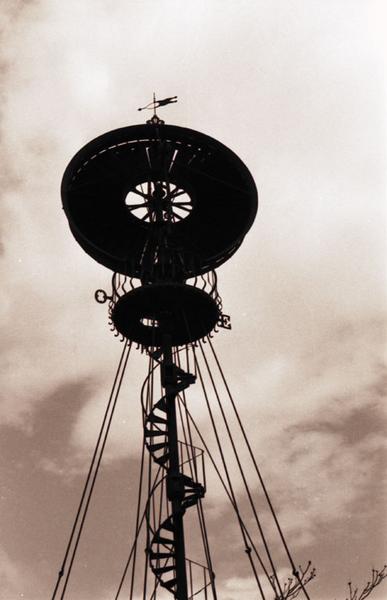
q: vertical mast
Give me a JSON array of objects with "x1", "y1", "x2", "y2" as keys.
[{"x1": 162, "y1": 334, "x2": 188, "y2": 600}]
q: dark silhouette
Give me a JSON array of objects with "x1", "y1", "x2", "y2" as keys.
[{"x1": 55, "y1": 107, "x2": 385, "y2": 600}]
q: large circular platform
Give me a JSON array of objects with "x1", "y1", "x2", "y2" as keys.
[
  {"x1": 61, "y1": 123, "x2": 258, "y2": 278},
  {"x1": 111, "y1": 283, "x2": 220, "y2": 347}
]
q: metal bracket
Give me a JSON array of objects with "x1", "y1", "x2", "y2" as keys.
[
  {"x1": 94, "y1": 289, "x2": 111, "y2": 304},
  {"x1": 146, "y1": 114, "x2": 165, "y2": 126},
  {"x1": 218, "y1": 313, "x2": 232, "y2": 330}
]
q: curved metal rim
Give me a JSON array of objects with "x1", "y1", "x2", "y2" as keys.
[
  {"x1": 61, "y1": 123, "x2": 258, "y2": 275},
  {"x1": 111, "y1": 283, "x2": 220, "y2": 346}
]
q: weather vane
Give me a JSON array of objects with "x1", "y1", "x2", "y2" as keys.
[{"x1": 138, "y1": 93, "x2": 178, "y2": 124}]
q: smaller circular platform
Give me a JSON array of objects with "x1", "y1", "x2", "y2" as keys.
[{"x1": 111, "y1": 284, "x2": 220, "y2": 347}]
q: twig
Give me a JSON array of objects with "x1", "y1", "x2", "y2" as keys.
[
  {"x1": 270, "y1": 561, "x2": 316, "y2": 600},
  {"x1": 346, "y1": 565, "x2": 387, "y2": 600}
]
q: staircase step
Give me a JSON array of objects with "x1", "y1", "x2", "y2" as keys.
[
  {"x1": 144, "y1": 430, "x2": 165, "y2": 438},
  {"x1": 183, "y1": 496, "x2": 199, "y2": 508},
  {"x1": 147, "y1": 441, "x2": 167, "y2": 452},
  {"x1": 181, "y1": 475, "x2": 202, "y2": 489},
  {"x1": 153, "y1": 565, "x2": 175, "y2": 575},
  {"x1": 170, "y1": 382, "x2": 190, "y2": 394},
  {"x1": 153, "y1": 533, "x2": 175, "y2": 546},
  {"x1": 147, "y1": 413, "x2": 167, "y2": 425},
  {"x1": 154, "y1": 453, "x2": 169, "y2": 466},
  {"x1": 161, "y1": 577, "x2": 177, "y2": 591},
  {"x1": 155, "y1": 397, "x2": 167, "y2": 412},
  {"x1": 184, "y1": 485, "x2": 205, "y2": 497},
  {"x1": 150, "y1": 551, "x2": 175, "y2": 560},
  {"x1": 162, "y1": 518, "x2": 175, "y2": 533}
]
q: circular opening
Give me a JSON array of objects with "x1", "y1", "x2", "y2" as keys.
[{"x1": 125, "y1": 181, "x2": 193, "y2": 223}]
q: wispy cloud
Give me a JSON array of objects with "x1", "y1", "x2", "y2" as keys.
[
  {"x1": 0, "y1": 1, "x2": 386, "y2": 599},
  {"x1": 0, "y1": 545, "x2": 35, "y2": 600}
]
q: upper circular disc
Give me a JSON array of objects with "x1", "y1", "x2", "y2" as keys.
[{"x1": 61, "y1": 123, "x2": 258, "y2": 277}]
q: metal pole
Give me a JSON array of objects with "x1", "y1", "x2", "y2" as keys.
[{"x1": 162, "y1": 334, "x2": 188, "y2": 600}]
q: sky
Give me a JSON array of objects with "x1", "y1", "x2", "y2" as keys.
[{"x1": 0, "y1": 0, "x2": 386, "y2": 599}]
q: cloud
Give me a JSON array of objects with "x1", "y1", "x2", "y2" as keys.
[
  {"x1": 223, "y1": 575, "x2": 264, "y2": 599},
  {"x1": 0, "y1": 547, "x2": 20, "y2": 596},
  {"x1": 0, "y1": 545, "x2": 35, "y2": 600},
  {"x1": 0, "y1": 2, "x2": 386, "y2": 600},
  {"x1": 172, "y1": 317, "x2": 387, "y2": 572},
  {"x1": 68, "y1": 368, "x2": 145, "y2": 464}
]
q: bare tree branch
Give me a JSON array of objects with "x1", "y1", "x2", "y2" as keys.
[
  {"x1": 270, "y1": 561, "x2": 316, "y2": 600},
  {"x1": 270, "y1": 563, "x2": 387, "y2": 600},
  {"x1": 346, "y1": 566, "x2": 387, "y2": 600}
]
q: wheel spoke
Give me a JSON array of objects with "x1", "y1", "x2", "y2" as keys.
[
  {"x1": 127, "y1": 202, "x2": 150, "y2": 210},
  {"x1": 169, "y1": 189, "x2": 185, "y2": 199},
  {"x1": 132, "y1": 188, "x2": 150, "y2": 199},
  {"x1": 173, "y1": 205, "x2": 191, "y2": 213}
]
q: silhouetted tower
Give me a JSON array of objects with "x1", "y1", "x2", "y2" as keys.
[{"x1": 60, "y1": 101, "x2": 258, "y2": 599}]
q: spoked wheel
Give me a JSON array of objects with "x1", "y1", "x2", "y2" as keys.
[
  {"x1": 61, "y1": 123, "x2": 258, "y2": 277},
  {"x1": 125, "y1": 180, "x2": 194, "y2": 224}
]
